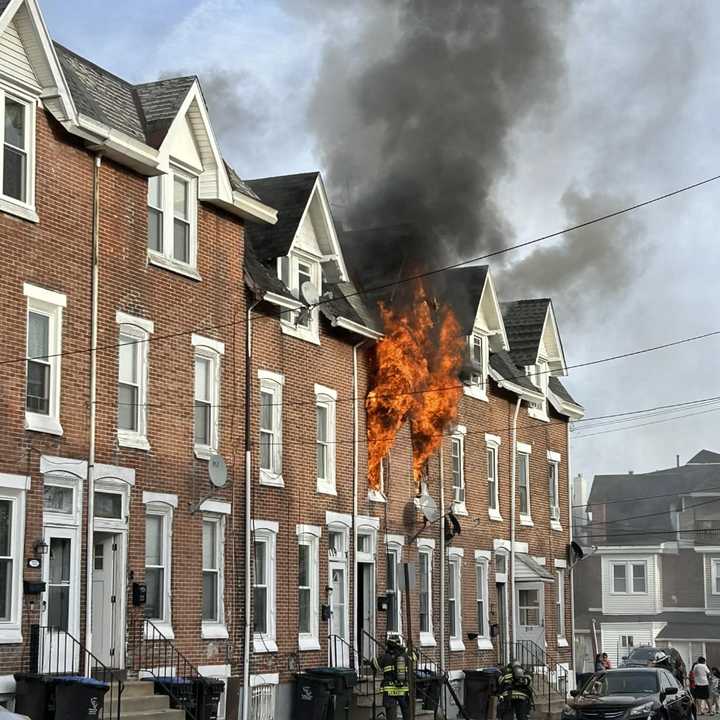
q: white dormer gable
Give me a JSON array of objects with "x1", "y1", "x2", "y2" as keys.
[
  {"x1": 293, "y1": 206, "x2": 322, "y2": 258},
  {"x1": 473, "y1": 271, "x2": 509, "y2": 352},
  {"x1": 536, "y1": 302, "x2": 566, "y2": 376},
  {"x1": 165, "y1": 113, "x2": 202, "y2": 174}
]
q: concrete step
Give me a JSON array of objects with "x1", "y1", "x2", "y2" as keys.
[
  {"x1": 111, "y1": 710, "x2": 185, "y2": 720},
  {"x1": 120, "y1": 681, "x2": 156, "y2": 699},
  {"x1": 106, "y1": 693, "x2": 172, "y2": 715}
]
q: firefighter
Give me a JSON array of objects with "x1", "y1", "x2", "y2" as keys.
[
  {"x1": 497, "y1": 660, "x2": 534, "y2": 720},
  {"x1": 372, "y1": 636, "x2": 411, "y2": 720}
]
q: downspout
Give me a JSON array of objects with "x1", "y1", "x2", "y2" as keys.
[
  {"x1": 242, "y1": 300, "x2": 259, "y2": 720},
  {"x1": 509, "y1": 397, "x2": 522, "y2": 653},
  {"x1": 439, "y1": 449, "x2": 446, "y2": 671},
  {"x1": 84, "y1": 153, "x2": 102, "y2": 667},
  {"x1": 568, "y1": 423, "x2": 577, "y2": 678}
]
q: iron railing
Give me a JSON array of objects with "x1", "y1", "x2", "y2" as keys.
[
  {"x1": 127, "y1": 615, "x2": 203, "y2": 719},
  {"x1": 27, "y1": 624, "x2": 125, "y2": 720}
]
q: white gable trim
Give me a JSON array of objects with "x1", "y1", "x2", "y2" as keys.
[
  {"x1": 475, "y1": 271, "x2": 509, "y2": 350},
  {"x1": 537, "y1": 302, "x2": 567, "y2": 375}
]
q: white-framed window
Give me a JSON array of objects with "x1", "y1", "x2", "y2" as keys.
[
  {"x1": 147, "y1": 169, "x2": 198, "y2": 275},
  {"x1": 556, "y1": 569, "x2": 566, "y2": 639},
  {"x1": 621, "y1": 635, "x2": 634, "y2": 649},
  {"x1": 448, "y1": 548, "x2": 464, "y2": 651},
  {"x1": 451, "y1": 426, "x2": 466, "y2": 513},
  {"x1": 417, "y1": 538, "x2": 435, "y2": 646},
  {"x1": 517, "y1": 443, "x2": 532, "y2": 523},
  {"x1": 144, "y1": 497, "x2": 174, "y2": 637},
  {"x1": 278, "y1": 250, "x2": 322, "y2": 343},
  {"x1": 486, "y1": 434, "x2": 501, "y2": 519},
  {"x1": 249, "y1": 673, "x2": 279, "y2": 720},
  {"x1": 202, "y1": 518, "x2": 221, "y2": 622},
  {"x1": 315, "y1": 385, "x2": 337, "y2": 494},
  {"x1": 253, "y1": 520, "x2": 278, "y2": 653},
  {"x1": 0, "y1": 88, "x2": 36, "y2": 221},
  {"x1": 712, "y1": 559, "x2": 720, "y2": 595},
  {"x1": 369, "y1": 456, "x2": 388, "y2": 503},
  {"x1": 24, "y1": 284, "x2": 66, "y2": 436},
  {"x1": 465, "y1": 332, "x2": 489, "y2": 396},
  {"x1": 258, "y1": 370, "x2": 284, "y2": 486},
  {"x1": 193, "y1": 335, "x2": 224, "y2": 459},
  {"x1": 0, "y1": 474, "x2": 28, "y2": 643},
  {"x1": 297, "y1": 525, "x2": 321, "y2": 651},
  {"x1": 476, "y1": 559, "x2": 489, "y2": 640},
  {"x1": 548, "y1": 452, "x2": 561, "y2": 526},
  {"x1": 611, "y1": 561, "x2": 647, "y2": 594},
  {"x1": 386, "y1": 543, "x2": 402, "y2": 634},
  {"x1": 528, "y1": 358, "x2": 550, "y2": 420}
]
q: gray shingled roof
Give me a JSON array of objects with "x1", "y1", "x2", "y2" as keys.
[
  {"x1": 489, "y1": 350, "x2": 540, "y2": 396},
  {"x1": 500, "y1": 299, "x2": 550, "y2": 367},
  {"x1": 549, "y1": 376, "x2": 580, "y2": 407},
  {"x1": 575, "y1": 610, "x2": 720, "y2": 637},
  {"x1": 244, "y1": 242, "x2": 295, "y2": 302},
  {"x1": 135, "y1": 76, "x2": 196, "y2": 148},
  {"x1": 245, "y1": 173, "x2": 319, "y2": 263},
  {"x1": 688, "y1": 450, "x2": 720, "y2": 464}
]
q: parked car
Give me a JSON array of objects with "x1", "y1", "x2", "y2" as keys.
[
  {"x1": 621, "y1": 646, "x2": 687, "y2": 685},
  {"x1": 561, "y1": 668, "x2": 695, "y2": 720}
]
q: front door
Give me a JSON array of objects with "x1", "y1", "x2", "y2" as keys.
[
  {"x1": 357, "y1": 562, "x2": 375, "y2": 663},
  {"x1": 329, "y1": 561, "x2": 349, "y2": 666},
  {"x1": 515, "y1": 582, "x2": 546, "y2": 651},
  {"x1": 91, "y1": 532, "x2": 122, "y2": 667},
  {"x1": 497, "y1": 582, "x2": 508, "y2": 663}
]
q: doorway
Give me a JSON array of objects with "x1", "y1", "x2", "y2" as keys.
[
  {"x1": 357, "y1": 562, "x2": 375, "y2": 663},
  {"x1": 515, "y1": 582, "x2": 546, "y2": 649},
  {"x1": 497, "y1": 582, "x2": 508, "y2": 662},
  {"x1": 329, "y1": 561, "x2": 349, "y2": 666},
  {"x1": 91, "y1": 531, "x2": 125, "y2": 667}
]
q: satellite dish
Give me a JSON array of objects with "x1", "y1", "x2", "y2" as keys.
[
  {"x1": 415, "y1": 492, "x2": 441, "y2": 524},
  {"x1": 208, "y1": 454, "x2": 228, "y2": 488},
  {"x1": 301, "y1": 281, "x2": 320, "y2": 306},
  {"x1": 569, "y1": 541, "x2": 585, "y2": 561}
]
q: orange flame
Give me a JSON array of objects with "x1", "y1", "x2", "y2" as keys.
[{"x1": 366, "y1": 281, "x2": 464, "y2": 491}]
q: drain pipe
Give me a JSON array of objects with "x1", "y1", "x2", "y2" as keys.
[
  {"x1": 439, "y1": 449, "x2": 446, "y2": 670},
  {"x1": 568, "y1": 423, "x2": 577, "y2": 678},
  {"x1": 509, "y1": 397, "x2": 521, "y2": 653},
  {"x1": 84, "y1": 153, "x2": 102, "y2": 668}
]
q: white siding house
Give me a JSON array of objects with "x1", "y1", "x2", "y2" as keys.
[{"x1": 601, "y1": 553, "x2": 662, "y2": 615}]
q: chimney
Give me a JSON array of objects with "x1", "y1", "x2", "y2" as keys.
[
  {"x1": 676, "y1": 454, "x2": 680, "y2": 468},
  {"x1": 628, "y1": 470, "x2": 634, "y2": 475}
]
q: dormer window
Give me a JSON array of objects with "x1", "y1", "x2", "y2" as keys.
[
  {"x1": 147, "y1": 169, "x2": 198, "y2": 277},
  {"x1": 464, "y1": 332, "x2": 489, "y2": 401},
  {"x1": 528, "y1": 357, "x2": 550, "y2": 420},
  {"x1": 278, "y1": 251, "x2": 321, "y2": 343}
]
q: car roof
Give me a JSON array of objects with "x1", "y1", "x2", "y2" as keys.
[{"x1": 604, "y1": 668, "x2": 659, "y2": 673}]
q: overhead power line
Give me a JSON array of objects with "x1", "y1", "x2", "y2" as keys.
[
  {"x1": 572, "y1": 483, "x2": 720, "y2": 510},
  {"x1": 582, "y1": 495, "x2": 720, "y2": 527}
]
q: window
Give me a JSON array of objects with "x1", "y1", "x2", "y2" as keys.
[
  {"x1": 632, "y1": 563, "x2": 647, "y2": 593},
  {"x1": 712, "y1": 559, "x2": 720, "y2": 594},
  {"x1": 278, "y1": 251, "x2": 322, "y2": 341},
  {"x1": 386, "y1": 546, "x2": 401, "y2": 634},
  {"x1": 0, "y1": 477, "x2": 27, "y2": 642},
  {"x1": 612, "y1": 563, "x2": 627, "y2": 593},
  {"x1": 476, "y1": 560, "x2": 488, "y2": 638},
  {"x1": 549, "y1": 460, "x2": 560, "y2": 523},
  {"x1": 94, "y1": 492, "x2": 122, "y2": 520},
  {"x1": 518, "y1": 588, "x2": 540, "y2": 626},
  {"x1": 465, "y1": 332, "x2": 489, "y2": 399},
  {"x1": 495, "y1": 551, "x2": 507, "y2": 577},
  {"x1": 116, "y1": 312, "x2": 153, "y2": 450},
  {"x1": 315, "y1": 386, "x2": 337, "y2": 494},
  {"x1": 258, "y1": 371, "x2": 284, "y2": 486},
  {"x1": 297, "y1": 526, "x2": 320, "y2": 650},
  {"x1": 202, "y1": 519, "x2": 221, "y2": 622},
  {"x1": 0, "y1": 91, "x2": 35, "y2": 216},
  {"x1": 145, "y1": 512, "x2": 169, "y2": 624},
  {"x1": 448, "y1": 551, "x2": 464, "y2": 650},
  {"x1": 556, "y1": 569, "x2": 565, "y2": 638},
  {"x1": 528, "y1": 358, "x2": 550, "y2": 419},
  {"x1": 47, "y1": 536, "x2": 71, "y2": 630},
  {"x1": 417, "y1": 542, "x2": 434, "y2": 644},
  {"x1": 193, "y1": 336, "x2": 224, "y2": 458},
  {"x1": 253, "y1": 521, "x2": 278, "y2": 653},
  {"x1": 147, "y1": 169, "x2": 198, "y2": 273},
  {"x1": 486, "y1": 434, "x2": 501, "y2": 517},
  {"x1": 621, "y1": 635, "x2": 634, "y2": 648},
  {"x1": 451, "y1": 428, "x2": 466, "y2": 510},
  {"x1": 24, "y1": 284, "x2": 65, "y2": 435},
  {"x1": 611, "y1": 561, "x2": 647, "y2": 594},
  {"x1": 44, "y1": 485, "x2": 73, "y2": 515},
  {"x1": 249, "y1": 675, "x2": 279, "y2": 720},
  {"x1": 517, "y1": 445, "x2": 531, "y2": 521}
]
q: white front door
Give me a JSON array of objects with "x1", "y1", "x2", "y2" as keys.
[
  {"x1": 329, "y1": 561, "x2": 349, "y2": 666},
  {"x1": 359, "y1": 562, "x2": 375, "y2": 661},
  {"x1": 515, "y1": 582, "x2": 546, "y2": 651},
  {"x1": 91, "y1": 532, "x2": 124, "y2": 667}
]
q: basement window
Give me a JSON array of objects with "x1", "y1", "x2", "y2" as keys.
[{"x1": 0, "y1": 90, "x2": 36, "y2": 222}]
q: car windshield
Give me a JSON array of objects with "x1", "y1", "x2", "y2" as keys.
[
  {"x1": 583, "y1": 672, "x2": 658, "y2": 696},
  {"x1": 627, "y1": 648, "x2": 658, "y2": 663}
]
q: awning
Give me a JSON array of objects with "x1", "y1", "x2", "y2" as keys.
[
  {"x1": 656, "y1": 622, "x2": 720, "y2": 642},
  {"x1": 514, "y1": 553, "x2": 555, "y2": 582}
]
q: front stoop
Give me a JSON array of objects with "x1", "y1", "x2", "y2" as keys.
[{"x1": 104, "y1": 680, "x2": 186, "y2": 720}]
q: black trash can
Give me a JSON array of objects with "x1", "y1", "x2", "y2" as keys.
[
  {"x1": 294, "y1": 672, "x2": 333, "y2": 720},
  {"x1": 464, "y1": 668, "x2": 502, "y2": 720},
  {"x1": 148, "y1": 676, "x2": 197, "y2": 715},
  {"x1": 14, "y1": 673, "x2": 53, "y2": 720},
  {"x1": 415, "y1": 668, "x2": 441, "y2": 712},
  {"x1": 51, "y1": 675, "x2": 109, "y2": 720},
  {"x1": 305, "y1": 668, "x2": 357, "y2": 720},
  {"x1": 193, "y1": 677, "x2": 226, "y2": 720}
]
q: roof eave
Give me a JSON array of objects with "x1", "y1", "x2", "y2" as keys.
[
  {"x1": 209, "y1": 191, "x2": 278, "y2": 225},
  {"x1": 331, "y1": 316, "x2": 383, "y2": 340},
  {"x1": 489, "y1": 367, "x2": 544, "y2": 404},
  {"x1": 548, "y1": 388, "x2": 585, "y2": 420}
]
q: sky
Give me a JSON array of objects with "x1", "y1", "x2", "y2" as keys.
[{"x1": 42, "y1": 1, "x2": 720, "y2": 491}]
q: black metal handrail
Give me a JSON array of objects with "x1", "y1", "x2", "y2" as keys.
[
  {"x1": 27, "y1": 624, "x2": 124, "y2": 720},
  {"x1": 328, "y1": 633, "x2": 356, "y2": 670},
  {"x1": 127, "y1": 615, "x2": 203, "y2": 720}
]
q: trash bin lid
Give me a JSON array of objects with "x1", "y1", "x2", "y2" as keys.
[
  {"x1": 53, "y1": 675, "x2": 109, "y2": 688},
  {"x1": 153, "y1": 676, "x2": 193, "y2": 685},
  {"x1": 305, "y1": 667, "x2": 357, "y2": 689}
]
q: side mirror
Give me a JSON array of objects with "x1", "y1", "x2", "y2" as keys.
[
  {"x1": 664, "y1": 687, "x2": 678, "y2": 695},
  {"x1": 570, "y1": 690, "x2": 578, "y2": 697}
]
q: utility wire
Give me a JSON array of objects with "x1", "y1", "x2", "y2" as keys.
[
  {"x1": 581, "y1": 495, "x2": 720, "y2": 527},
  {"x1": 572, "y1": 484, "x2": 720, "y2": 510}
]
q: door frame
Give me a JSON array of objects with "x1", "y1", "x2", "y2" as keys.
[
  {"x1": 515, "y1": 581, "x2": 546, "y2": 649},
  {"x1": 329, "y1": 559, "x2": 350, "y2": 666}
]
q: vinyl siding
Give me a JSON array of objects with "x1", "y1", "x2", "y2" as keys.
[
  {"x1": 601, "y1": 622, "x2": 655, "y2": 667},
  {"x1": 663, "y1": 552, "x2": 705, "y2": 608},
  {"x1": 601, "y1": 555, "x2": 661, "y2": 614},
  {"x1": 0, "y1": 19, "x2": 40, "y2": 92},
  {"x1": 704, "y1": 556, "x2": 720, "y2": 610}
]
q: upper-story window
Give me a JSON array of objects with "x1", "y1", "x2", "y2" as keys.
[
  {"x1": 611, "y1": 561, "x2": 647, "y2": 594},
  {"x1": 465, "y1": 332, "x2": 489, "y2": 400},
  {"x1": 517, "y1": 442, "x2": 532, "y2": 525},
  {"x1": 711, "y1": 559, "x2": 720, "y2": 595},
  {"x1": 192, "y1": 335, "x2": 224, "y2": 460},
  {"x1": 258, "y1": 370, "x2": 284, "y2": 487},
  {"x1": 315, "y1": 385, "x2": 337, "y2": 495},
  {"x1": 486, "y1": 433, "x2": 501, "y2": 520},
  {"x1": 0, "y1": 91, "x2": 35, "y2": 220},
  {"x1": 548, "y1": 451, "x2": 562, "y2": 529},
  {"x1": 451, "y1": 427, "x2": 467, "y2": 514},
  {"x1": 147, "y1": 170, "x2": 198, "y2": 275},
  {"x1": 528, "y1": 358, "x2": 550, "y2": 420},
  {"x1": 278, "y1": 251, "x2": 321, "y2": 343}
]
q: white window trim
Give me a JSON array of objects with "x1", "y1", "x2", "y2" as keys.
[
  {"x1": 0, "y1": 88, "x2": 37, "y2": 223},
  {"x1": 253, "y1": 521, "x2": 278, "y2": 653},
  {"x1": 556, "y1": 569, "x2": 566, "y2": 642},
  {"x1": 193, "y1": 336, "x2": 224, "y2": 460},
  {"x1": 385, "y1": 541, "x2": 403, "y2": 636},
  {"x1": 0, "y1": 477, "x2": 28, "y2": 643},
  {"x1": 417, "y1": 539, "x2": 435, "y2": 647},
  {"x1": 116, "y1": 312, "x2": 153, "y2": 451},
  {"x1": 279, "y1": 249, "x2": 321, "y2": 345},
  {"x1": 610, "y1": 560, "x2": 648, "y2": 595},
  {"x1": 451, "y1": 426, "x2": 467, "y2": 515},
  {"x1": 297, "y1": 525, "x2": 321, "y2": 651},
  {"x1": 475, "y1": 556, "x2": 490, "y2": 648},
  {"x1": 315, "y1": 384, "x2": 337, "y2": 495},
  {"x1": 517, "y1": 443, "x2": 532, "y2": 525},
  {"x1": 147, "y1": 167, "x2": 200, "y2": 278},
  {"x1": 258, "y1": 370, "x2": 284, "y2": 487},
  {"x1": 464, "y1": 331, "x2": 489, "y2": 402},
  {"x1": 486, "y1": 433, "x2": 502, "y2": 521},
  {"x1": 143, "y1": 498, "x2": 174, "y2": 640},
  {"x1": 548, "y1": 452, "x2": 562, "y2": 531},
  {"x1": 448, "y1": 548, "x2": 465, "y2": 652},
  {"x1": 43, "y1": 471, "x2": 83, "y2": 527},
  {"x1": 24, "y1": 283, "x2": 66, "y2": 436},
  {"x1": 712, "y1": 559, "x2": 720, "y2": 596},
  {"x1": 528, "y1": 358, "x2": 550, "y2": 421},
  {"x1": 202, "y1": 514, "x2": 228, "y2": 639}
]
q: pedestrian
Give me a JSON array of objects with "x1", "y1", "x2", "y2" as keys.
[
  {"x1": 602, "y1": 653, "x2": 612, "y2": 670},
  {"x1": 692, "y1": 656, "x2": 711, "y2": 715},
  {"x1": 371, "y1": 636, "x2": 411, "y2": 720},
  {"x1": 709, "y1": 668, "x2": 720, "y2": 715},
  {"x1": 497, "y1": 661, "x2": 534, "y2": 720},
  {"x1": 595, "y1": 654, "x2": 605, "y2": 673}
]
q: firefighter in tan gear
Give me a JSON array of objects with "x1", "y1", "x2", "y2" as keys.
[
  {"x1": 497, "y1": 660, "x2": 534, "y2": 720},
  {"x1": 372, "y1": 636, "x2": 411, "y2": 720}
]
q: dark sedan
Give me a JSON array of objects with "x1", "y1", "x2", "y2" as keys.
[{"x1": 562, "y1": 668, "x2": 695, "y2": 720}]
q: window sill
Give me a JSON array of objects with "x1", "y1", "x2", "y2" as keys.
[
  {"x1": 477, "y1": 638, "x2": 494, "y2": 651},
  {"x1": 201, "y1": 622, "x2": 229, "y2": 640},
  {"x1": 25, "y1": 413, "x2": 63, "y2": 436},
  {"x1": 550, "y1": 520, "x2": 563, "y2": 532},
  {"x1": 520, "y1": 515, "x2": 534, "y2": 527},
  {"x1": 463, "y1": 384, "x2": 488, "y2": 402},
  {"x1": 368, "y1": 489, "x2": 387, "y2": 503},
  {"x1": 317, "y1": 481, "x2": 337, "y2": 496},
  {"x1": 449, "y1": 638, "x2": 466, "y2": 652},
  {"x1": 420, "y1": 632, "x2": 436, "y2": 648},
  {"x1": 453, "y1": 502, "x2": 468, "y2": 516},
  {"x1": 0, "y1": 627, "x2": 22, "y2": 644},
  {"x1": 253, "y1": 636, "x2": 278, "y2": 654},
  {"x1": 488, "y1": 508, "x2": 503, "y2": 522},
  {"x1": 144, "y1": 620, "x2": 175, "y2": 640},
  {"x1": 259, "y1": 471, "x2": 284, "y2": 488},
  {"x1": 0, "y1": 197, "x2": 38, "y2": 223},
  {"x1": 194, "y1": 445, "x2": 217, "y2": 461},
  {"x1": 117, "y1": 431, "x2": 151, "y2": 451},
  {"x1": 148, "y1": 251, "x2": 201, "y2": 281},
  {"x1": 280, "y1": 320, "x2": 320, "y2": 346},
  {"x1": 298, "y1": 636, "x2": 321, "y2": 652},
  {"x1": 557, "y1": 637, "x2": 569, "y2": 648}
]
